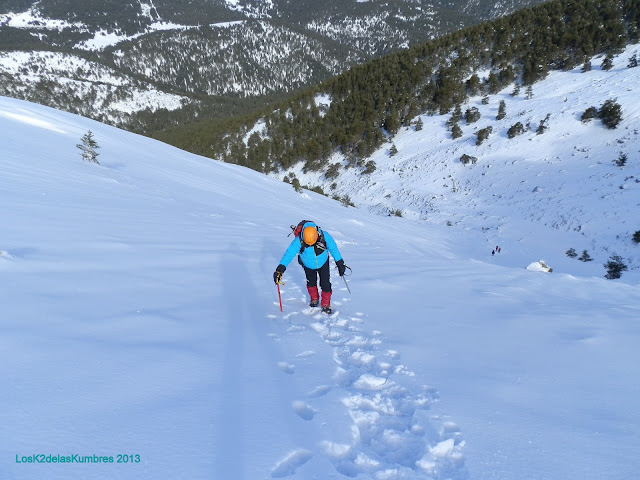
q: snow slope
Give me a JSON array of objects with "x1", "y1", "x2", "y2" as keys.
[{"x1": 1, "y1": 93, "x2": 639, "y2": 480}]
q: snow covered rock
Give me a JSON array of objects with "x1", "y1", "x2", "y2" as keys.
[{"x1": 527, "y1": 260, "x2": 553, "y2": 273}]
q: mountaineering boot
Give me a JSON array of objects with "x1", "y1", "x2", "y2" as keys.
[
  {"x1": 307, "y1": 286, "x2": 319, "y2": 307},
  {"x1": 321, "y1": 290, "x2": 332, "y2": 314}
]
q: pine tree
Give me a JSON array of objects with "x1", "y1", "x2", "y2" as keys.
[
  {"x1": 76, "y1": 130, "x2": 100, "y2": 164},
  {"x1": 614, "y1": 153, "x2": 627, "y2": 167},
  {"x1": 466, "y1": 74, "x2": 481, "y2": 96},
  {"x1": 628, "y1": 54, "x2": 638, "y2": 68},
  {"x1": 578, "y1": 250, "x2": 593, "y2": 262},
  {"x1": 487, "y1": 72, "x2": 500, "y2": 94},
  {"x1": 465, "y1": 107, "x2": 481, "y2": 124},
  {"x1": 452, "y1": 104, "x2": 462, "y2": 123},
  {"x1": 496, "y1": 100, "x2": 506, "y2": 120},
  {"x1": 536, "y1": 113, "x2": 551, "y2": 134},
  {"x1": 460, "y1": 154, "x2": 477, "y2": 165},
  {"x1": 291, "y1": 177, "x2": 302, "y2": 193},
  {"x1": 581, "y1": 106, "x2": 598, "y2": 123},
  {"x1": 601, "y1": 54, "x2": 614, "y2": 71},
  {"x1": 604, "y1": 254, "x2": 627, "y2": 279},
  {"x1": 525, "y1": 85, "x2": 534, "y2": 100},
  {"x1": 362, "y1": 160, "x2": 377, "y2": 174},
  {"x1": 598, "y1": 99, "x2": 622, "y2": 129},
  {"x1": 415, "y1": 117, "x2": 423, "y2": 131},
  {"x1": 507, "y1": 122, "x2": 525, "y2": 138},
  {"x1": 389, "y1": 143, "x2": 398, "y2": 157},
  {"x1": 476, "y1": 127, "x2": 492, "y2": 145},
  {"x1": 325, "y1": 163, "x2": 341, "y2": 181}
]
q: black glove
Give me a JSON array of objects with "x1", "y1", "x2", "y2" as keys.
[
  {"x1": 336, "y1": 259, "x2": 346, "y2": 276},
  {"x1": 274, "y1": 264, "x2": 286, "y2": 284}
]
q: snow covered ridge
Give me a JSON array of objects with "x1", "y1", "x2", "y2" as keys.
[
  {"x1": 76, "y1": 20, "x2": 246, "y2": 51},
  {"x1": 224, "y1": 0, "x2": 274, "y2": 17},
  {"x1": 277, "y1": 44, "x2": 640, "y2": 283},
  {"x1": 0, "y1": 51, "x2": 128, "y2": 86},
  {"x1": 0, "y1": 6, "x2": 246, "y2": 52},
  {"x1": 0, "y1": 50, "x2": 187, "y2": 125},
  {"x1": 0, "y1": 9, "x2": 81, "y2": 31}
]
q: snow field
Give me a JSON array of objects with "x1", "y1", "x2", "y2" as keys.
[
  {"x1": 267, "y1": 278, "x2": 466, "y2": 478},
  {"x1": 2, "y1": 51, "x2": 640, "y2": 480}
]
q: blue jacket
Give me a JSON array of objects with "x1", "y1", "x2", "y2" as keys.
[{"x1": 279, "y1": 222, "x2": 342, "y2": 270}]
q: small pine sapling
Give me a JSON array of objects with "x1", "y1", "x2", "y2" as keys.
[
  {"x1": 496, "y1": 100, "x2": 506, "y2": 120},
  {"x1": 581, "y1": 107, "x2": 598, "y2": 123},
  {"x1": 578, "y1": 250, "x2": 593, "y2": 262},
  {"x1": 476, "y1": 126, "x2": 492, "y2": 146},
  {"x1": 77, "y1": 130, "x2": 100, "y2": 164},
  {"x1": 525, "y1": 85, "x2": 534, "y2": 100},
  {"x1": 614, "y1": 153, "x2": 627, "y2": 167},
  {"x1": 601, "y1": 54, "x2": 614, "y2": 71}
]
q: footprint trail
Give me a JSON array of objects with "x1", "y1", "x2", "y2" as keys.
[{"x1": 268, "y1": 282, "x2": 467, "y2": 479}]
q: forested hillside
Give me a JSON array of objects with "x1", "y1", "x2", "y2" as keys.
[
  {"x1": 107, "y1": 21, "x2": 366, "y2": 98},
  {"x1": 156, "y1": 0, "x2": 638, "y2": 176}
]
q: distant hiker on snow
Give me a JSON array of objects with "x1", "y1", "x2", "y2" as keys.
[{"x1": 273, "y1": 220, "x2": 347, "y2": 314}]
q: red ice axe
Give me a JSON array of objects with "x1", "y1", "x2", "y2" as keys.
[{"x1": 276, "y1": 278, "x2": 284, "y2": 312}]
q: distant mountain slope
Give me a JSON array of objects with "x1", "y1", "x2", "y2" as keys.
[
  {"x1": 0, "y1": 50, "x2": 186, "y2": 127},
  {"x1": 0, "y1": 0, "x2": 547, "y2": 132},
  {"x1": 107, "y1": 20, "x2": 366, "y2": 98}
]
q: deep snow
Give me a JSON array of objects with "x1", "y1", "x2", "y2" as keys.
[{"x1": 1, "y1": 45, "x2": 639, "y2": 480}]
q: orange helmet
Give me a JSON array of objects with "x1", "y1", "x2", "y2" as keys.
[{"x1": 302, "y1": 226, "x2": 319, "y2": 246}]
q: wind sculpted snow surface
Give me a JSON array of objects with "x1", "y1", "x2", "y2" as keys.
[{"x1": 1, "y1": 93, "x2": 639, "y2": 480}]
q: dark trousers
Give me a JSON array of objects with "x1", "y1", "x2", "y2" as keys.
[{"x1": 301, "y1": 258, "x2": 331, "y2": 292}]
